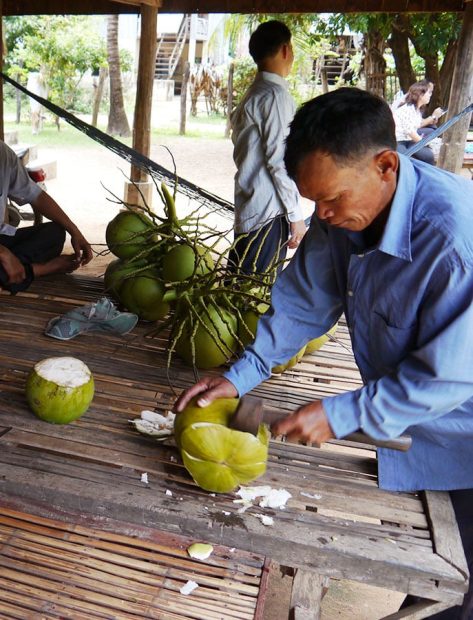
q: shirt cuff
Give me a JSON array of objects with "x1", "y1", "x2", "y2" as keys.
[
  {"x1": 223, "y1": 354, "x2": 270, "y2": 397},
  {"x1": 322, "y1": 389, "x2": 362, "y2": 438},
  {"x1": 286, "y1": 200, "x2": 304, "y2": 224}
]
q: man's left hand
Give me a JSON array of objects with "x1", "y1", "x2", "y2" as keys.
[
  {"x1": 288, "y1": 219, "x2": 307, "y2": 249},
  {"x1": 271, "y1": 399, "x2": 335, "y2": 446}
]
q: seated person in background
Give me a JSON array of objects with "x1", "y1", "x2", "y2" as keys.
[
  {"x1": 392, "y1": 80, "x2": 443, "y2": 166},
  {"x1": 0, "y1": 140, "x2": 93, "y2": 294}
]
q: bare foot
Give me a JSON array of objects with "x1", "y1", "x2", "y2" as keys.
[{"x1": 33, "y1": 254, "x2": 81, "y2": 278}]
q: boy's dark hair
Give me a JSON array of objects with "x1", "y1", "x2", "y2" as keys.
[
  {"x1": 249, "y1": 20, "x2": 291, "y2": 65},
  {"x1": 284, "y1": 88, "x2": 397, "y2": 179}
]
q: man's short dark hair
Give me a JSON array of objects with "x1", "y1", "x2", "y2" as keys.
[
  {"x1": 249, "y1": 20, "x2": 291, "y2": 65},
  {"x1": 284, "y1": 88, "x2": 397, "y2": 179}
]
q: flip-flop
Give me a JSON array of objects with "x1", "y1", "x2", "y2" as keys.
[{"x1": 45, "y1": 297, "x2": 138, "y2": 341}]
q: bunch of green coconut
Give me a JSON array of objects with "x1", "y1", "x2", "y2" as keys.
[
  {"x1": 104, "y1": 180, "x2": 276, "y2": 370},
  {"x1": 104, "y1": 179, "x2": 337, "y2": 373}
]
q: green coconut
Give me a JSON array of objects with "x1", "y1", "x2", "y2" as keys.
[
  {"x1": 162, "y1": 243, "x2": 214, "y2": 283},
  {"x1": 174, "y1": 397, "x2": 237, "y2": 448},
  {"x1": 106, "y1": 211, "x2": 155, "y2": 259},
  {"x1": 304, "y1": 323, "x2": 338, "y2": 355},
  {"x1": 175, "y1": 305, "x2": 237, "y2": 369},
  {"x1": 272, "y1": 345, "x2": 307, "y2": 374},
  {"x1": 175, "y1": 398, "x2": 269, "y2": 493},
  {"x1": 237, "y1": 302, "x2": 270, "y2": 348},
  {"x1": 103, "y1": 258, "x2": 146, "y2": 299},
  {"x1": 26, "y1": 357, "x2": 94, "y2": 424},
  {"x1": 119, "y1": 268, "x2": 169, "y2": 321}
]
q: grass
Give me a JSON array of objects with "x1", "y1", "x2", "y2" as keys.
[{"x1": 4, "y1": 103, "x2": 228, "y2": 149}]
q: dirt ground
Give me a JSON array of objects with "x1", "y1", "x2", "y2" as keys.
[{"x1": 38, "y1": 133, "x2": 406, "y2": 620}]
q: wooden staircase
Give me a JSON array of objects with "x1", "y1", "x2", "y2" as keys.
[{"x1": 155, "y1": 14, "x2": 189, "y2": 84}]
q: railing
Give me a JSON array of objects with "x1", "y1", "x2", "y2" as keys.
[{"x1": 168, "y1": 15, "x2": 189, "y2": 78}]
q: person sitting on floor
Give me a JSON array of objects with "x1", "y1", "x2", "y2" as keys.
[
  {"x1": 392, "y1": 80, "x2": 444, "y2": 166},
  {"x1": 0, "y1": 140, "x2": 93, "y2": 294}
]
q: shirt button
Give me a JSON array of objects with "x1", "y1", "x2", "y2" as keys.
[{"x1": 347, "y1": 290, "x2": 354, "y2": 297}]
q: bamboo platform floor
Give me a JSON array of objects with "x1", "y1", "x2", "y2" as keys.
[
  {"x1": 0, "y1": 274, "x2": 469, "y2": 619},
  {"x1": 0, "y1": 506, "x2": 267, "y2": 620}
]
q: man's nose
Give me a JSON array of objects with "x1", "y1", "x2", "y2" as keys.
[{"x1": 316, "y1": 203, "x2": 335, "y2": 220}]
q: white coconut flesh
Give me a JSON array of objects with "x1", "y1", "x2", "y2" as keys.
[{"x1": 34, "y1": 357, "x2": 92, "y2": 389}]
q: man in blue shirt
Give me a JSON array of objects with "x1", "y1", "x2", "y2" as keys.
[{"x1": 175, "y1": 88, "x2": 473, "y2": 618}]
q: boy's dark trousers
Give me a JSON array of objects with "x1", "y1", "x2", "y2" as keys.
[{"x1": 0, "y1": 222, "x2": 65, "y2": 293}]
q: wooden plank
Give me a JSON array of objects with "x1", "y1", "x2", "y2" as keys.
[
  {"x1": 0, "y1": 464, "x2": 466, "y2": 603},
  {"x1": 290, "y1": 570, "x2": 328, "y2": 620},
  {"x1": 423, "y1": 491, "x2": 469, "y2": 577},
  {"x1": 382, "y1": 599, "x2": 454, "y2": 619},
  {"x1": 1, "y1": 0, "x2": 466, "y2": 15}
]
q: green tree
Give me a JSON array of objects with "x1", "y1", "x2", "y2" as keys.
[
  {"x1": 106, "y1": 15, "x2": 131, "y2": 137},
  {"x1": 314, "y1": 12, "x2": 461, "y2": 107},
  {"x1": 5, "y1": 15, "x2": 107, "y2": 115}
]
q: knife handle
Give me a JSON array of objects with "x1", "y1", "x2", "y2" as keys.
[
  {"x1": 343, "y1": 431, "x2": 412, "y2": 452},
  {"x1": 263, "y1": 408, "x2": 412, "y2": 452}
]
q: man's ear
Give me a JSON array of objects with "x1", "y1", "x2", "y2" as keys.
[
  {"x1": 281, "y1": 43, "x2": 290, "y2": 59},
  {"x1": 375, "y1": 150, "x2": 398, "y2": 179}
]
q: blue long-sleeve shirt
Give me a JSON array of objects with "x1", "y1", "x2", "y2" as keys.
[{"x1": 225, "y1": 155, "x2": 473, "y2": 492}]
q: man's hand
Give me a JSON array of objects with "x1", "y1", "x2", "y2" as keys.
[
  {"x1": 70, "y1": 230, "x2": 93, "y2": 266},
  {"x1": 0, "y1": 245, "x2": 26, "y2": 284},
  {"x1": 174, "y1": 376, "x2": 238, "y2": 412},
  {"x1": 271, "y1": 399, "x2": 335, "y2": 446},
  {"x1": 288, "y1": 219, "x2": 307, "y2": 249}
]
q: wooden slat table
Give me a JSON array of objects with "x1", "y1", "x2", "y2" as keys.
[
  {"x1": 0, "y1": 275, "x2": 468, "y2": 619},
  {"x1": 0, "y1": 507, "x2": 268, "y2": 620}
]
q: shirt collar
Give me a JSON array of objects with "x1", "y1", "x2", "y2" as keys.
[
  {"x1": 377, "y1": 154, "x2": 416, "y2": 262},
  {"x1": 256, "y1": 71, "x2": 289, "y2": 90}
]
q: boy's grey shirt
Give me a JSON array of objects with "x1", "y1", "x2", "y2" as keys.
[{"x1": 231, "y1": 71, "x2": 303, "y2": 234}]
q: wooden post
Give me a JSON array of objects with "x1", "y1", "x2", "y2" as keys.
[
  {"x1": 289, "y1": 570, "x2": 329, "y2": 620},
  {"x1": 437, "y1": 0, "x2": 473, "y2": 174},
  {"x1": 0, "y1": 0, "x2": 4, "y2": 142},
  {"x1": 224, "y1": 61, "x2": 234, "y2": 138},
  {"x1": 91, "y1": 67, "x2": 108, "y2": 128},
  {"x1": 321, "y1": 68, "x2": 329, "y2": 94},
  {"x1": 126, "y1": 3, "x2": 159, "y2": 208},
  {"x1": 180, "y1": 61, "x2": 190, "y2": 135}
]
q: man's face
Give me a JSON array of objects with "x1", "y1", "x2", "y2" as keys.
[{"x1": 295, "y1": 150, "x2": 397, "y2": 232}]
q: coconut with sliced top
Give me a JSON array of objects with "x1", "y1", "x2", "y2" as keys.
[
  {"x1": 26, "y1": 357, "x2": 94, "y2": 424},
  {"x1": 175, "y1": 398, "x2": 269, "y2": 493}
]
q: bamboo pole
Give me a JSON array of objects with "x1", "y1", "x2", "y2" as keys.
[
  {"x1": 437, "y1": 0, "x2": 473, "y2": 174},
  {"x1": 127, "y1": 3, "x2": 159, "y2": 207},
  {"x1": 224, "y1": 61, "x2": 234, "y2": 138},
  {"x1": 180, "y1": 61, "x2": 190, "y2": 135}
]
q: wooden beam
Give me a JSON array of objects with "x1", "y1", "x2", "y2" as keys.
[
  {"x1": 437, "y1": 0, "x2": 473, "y2": 173},
  {"x1": 2, "y1": 0, "x2": 141, "y2": 15},
  {"x1": 1, "y1": 0, "x2": 467, "y2": 14},
  {"x1": 113, "y1": 0, "x2": 161, "y2": 6},
  {"x1": 159, "y1": 0, "x2": 466, "y2": 12},
  {"x1": 128, "y1": 3, "x2": 158, "y2": 204}
]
